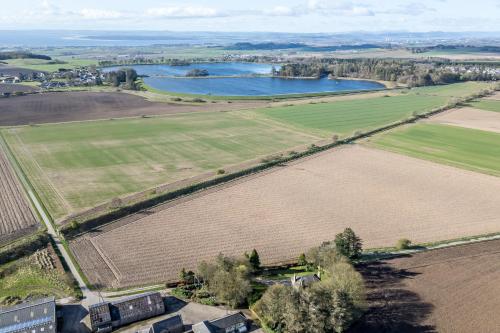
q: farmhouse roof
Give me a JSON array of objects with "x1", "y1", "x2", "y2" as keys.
[
  {"x1": 89, "y1": 292, "x2": 165, "y2": 331},
  {"x1": 150, "y1": 314, "x2": 184, "y2": 333},
  {"x1": 291, "y1": 273, "x2": 321, "y2": 289},
  {"x1": 192, "y1": 312, "x2": 248, "y2": 333},
  {"x1": 0, "y1": 297, "x2": 56, "y2": 333}
]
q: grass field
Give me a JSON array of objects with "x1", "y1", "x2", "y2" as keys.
[
  {"x1": 470, "y1": 99, "x2": 500, "y2": 112},
  {"x1": 5, "y1": 58, "x2": 98, "y2": 72},
  {"x1": 1, "y1": 82, "x2": 493, "y2": 219},
  {"x1": 3, "y1": 112, "x2": 316, "y2": 218},
  {"x1": 255, "y1": 82, "x2": 492, "y2": 136},
  {"x1": 371, "y1": 124, "x2": 500, "y2": 176}
]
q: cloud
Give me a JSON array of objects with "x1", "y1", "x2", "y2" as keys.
[
  {"x1": 144, "y1": 6, "x2": 222, "y2": 18},
  {"x1": 79, "y1": 9, "x2": 129, "y2": 20}
]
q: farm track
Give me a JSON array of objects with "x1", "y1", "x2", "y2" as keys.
[
  {"x1": 0, "y1": 141, "x2": 38, "y2": 244},
  {"x1": 71, "y1": 145, "x2": 500, "y2": 288}
]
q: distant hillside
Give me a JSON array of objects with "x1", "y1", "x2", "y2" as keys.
[
  {"x1": 411, "y1": 45, "x2": 500, "y2": 54},
  {"x1": 0, "y1": 52, "x2": 51, "y2": 61},
  {"x1": 227, "y1": 42, "x2": 306, "y2": 50},
  {"x1": 226, "y1": 42, "x2": 382, "y2": 51}
]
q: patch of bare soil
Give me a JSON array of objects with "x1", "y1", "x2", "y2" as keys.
[
  {"x1": 71, "y1": 146, "x2": 500, "y2": 288},
  {"x1": 0, "y1": 91, "x2": 267, "y2": 126},
  {"x1": 351, "y1": 239, "x2": 500, "y2": 333},
  {"x1": 428, "y1": 107, "x2": 500, "y2": 133}
]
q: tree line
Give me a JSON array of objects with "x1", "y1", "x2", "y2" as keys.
[
  {"x1": 275, "y1": 59, "x2": 499, "y2": 87},
  {"x1": 0, "y1": 52, "x2": 52, "y2": 61}
]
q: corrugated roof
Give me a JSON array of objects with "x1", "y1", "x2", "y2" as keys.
[{"x1": 0, "y1": 297, "x2": 56, "y2": 333}]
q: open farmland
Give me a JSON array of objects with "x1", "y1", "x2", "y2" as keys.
[
  {"x1": 255, "y1": 82, "x2": 492, "y2": 137},
  {"x1": 0, "y1": 91, "x2": 266, "y2": 126},
  {"x1": 351, "y1": 239, "x2": 500, "y2": 333},
  {"x1": 2, "y1": 82, "x2": 493, "y2": 220},
  {"x1": 429, "y1": 107, "x2": 500, "y2": 133},
  {"x1": 469, "y1": 99, "x2": 500, "y2": 112},
  {"x1": 2, "y1": 112, "x2": 318, "y2": 219},
  {"x1": 70, "y1": 146, "x2": 500, "y2": 288},
  {"x1": 371, "y1": 123, "x2": 500, "y2": 176},
  {"x1": 0, "y1": 141, "x2": 38, "y2": 245}
]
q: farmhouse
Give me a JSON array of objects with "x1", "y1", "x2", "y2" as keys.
[
  {"x1": 149, "y1": 314, "x2": 184, "y2": 333},
  {"x1": 291, "y1": 273, "x2": 321, "y2": 289},
  {"x1": 0, "y1": 297, "x2": 56, "y2": 333},
  {"x1": 191, "y1": 312, "x2": 248, "y2": 333},
  {"x1": 0, "y1": 76, "x2": 20, "y2": 84},
  {"x1": 89, "y1": 292, "x2": 165, "y2": 332}
]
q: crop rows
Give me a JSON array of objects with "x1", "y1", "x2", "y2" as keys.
[{"x1": 0, "y1": 144, "x2": 38, "y2": 245}]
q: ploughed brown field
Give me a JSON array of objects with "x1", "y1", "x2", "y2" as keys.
[
  {"x1": 0, "y1": 84, "x2": 40, "y2": 94},
  {"x1": 0, "y1": 144, "x2": 38, "y2": 245},
  {"x1": 70, "y1": 145, "x2": 500, "y2": 289},
  {"x1": 0, "y1": 91, "x2": 265, "y2": 126},
  {"x1": 351, "y1": 239, "x2": 500, "y2": 333},
  {"x1": 429, "y1": 107, "x2": 500, "y2": 133}
]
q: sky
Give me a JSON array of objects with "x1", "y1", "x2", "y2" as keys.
[{"x1": 1, "y1": 0, "x2": 499, "y2": 32}]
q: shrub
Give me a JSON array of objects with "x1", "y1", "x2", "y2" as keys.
[
  {"x1": 171, "y1": 287, "x2": 192, "y2": 299},
  {"x1": 396, "y1": 238, "x2": 412, "y2": 250},
  {"x1": 69, "y1": 221, "x2": 79, "y2": 230},
  {"x1": 217, "y1": 169, "x2": 225, "y2": 175},
  {"x1": 171, "y1": 97, "x2": 183, "y2": 102},
  {"x1": 298, "y1": 253, "x2": 307, "y2": 266}
]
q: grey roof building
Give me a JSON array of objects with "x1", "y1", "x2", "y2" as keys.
[
  {"x1": 0, "y1": 297, "x2": 56, "y2": 333},
  {"x1": 291, "y1": 273, "x2": 321, "y2": 289},
  {"x1": 149, "y1": 314, "x2": 184, "y2": 333},
  {"x1": 192, "y1": 312, "x2": 248, "y2": 333},
  {"x1": 89, "y1": 292, "x2": 165, "y2": 333}
]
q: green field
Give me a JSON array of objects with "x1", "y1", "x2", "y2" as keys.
[
  {"x1": 3, "y1": 112, "x2": 317, "y2": 218},
  {"x1": 470, "y1": 99, "x2": 500, "y2": 112},
  {"x1": 2, "y1": 82, "x2": 492, "y2": 219},
  {"x1": 371, "y1": 124, "x2": 500, "y2": 176},
  {"x1": 6, "y1": 58, "x2": 98, "y2": 72},
  {"x1": 256, "y1": 82, "x2": 492, "y2": 136}
]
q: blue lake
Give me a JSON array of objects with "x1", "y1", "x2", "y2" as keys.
[{"x1": 104, "y1": 63, "x2": 385, "y2": 96}]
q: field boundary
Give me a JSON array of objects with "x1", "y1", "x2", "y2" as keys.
[{"x1": 61, "y1": 86, "x2": 498, "y2": 239}]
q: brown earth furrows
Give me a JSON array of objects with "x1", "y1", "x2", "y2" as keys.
[
  {"x1": 0, "y1": 91, "x2": 266, "y2": 126},
  {"x1": 0, "y1": 143, "x2": 38, "y2": 245},
  {"x1": 0, "y1": 145, "x2": 38, "y2": 243},
  {"x1": 351, "y1": 239, "x2": 500, "y2": 333},
  {"x1": 71, "y1": 145, "x2": 500, "y2": 288},
  {"x1": 428, "y1": 107, "x2": 500, "y2": 133},
  {"x1": 70, "y1": 237, "x2": 118, "y2": 289},
  {"x1": 0, "y1": 84, "x2": 39, "y2": 94}
]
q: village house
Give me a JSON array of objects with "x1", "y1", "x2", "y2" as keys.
[
  {"x1": 291, "y1": 271, "x2": 321, "y2": 289},
  {"x1": 191, "y1": 312, "x2": 249, "y2": 333},
  {"x1": 0, "y1": 76, "x2": 20, "y2": 84}
]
